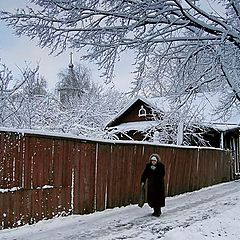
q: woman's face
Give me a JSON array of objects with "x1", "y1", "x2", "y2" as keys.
[{"x1": 151, "y1": 159, "x2": 157, "y2": 165}]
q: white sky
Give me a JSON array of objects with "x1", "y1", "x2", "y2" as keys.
[
  {"x1": 0, "y1": 0, "x2": 134, "y2": 92},
  {"x1": 1, "y1": 180, "x2": 240, "y2": 239}
]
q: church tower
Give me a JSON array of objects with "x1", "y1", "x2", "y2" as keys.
[{"x1": 57, "y1": 52, "x2": 83, "y2": 106}]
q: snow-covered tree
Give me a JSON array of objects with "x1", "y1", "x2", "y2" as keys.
[
  {"x1": 0, "y1": 61, "x2": 14, "y2": 126},
  {"x1": 2, "y1": 56, "x2": 126, "y2": 142},
  {"x1": 56, "y1": 86, "x2": 128, "y2": 138},
  {"x1": 1, "y1": 0, "x2": 239, "y2": 108},
  {"x1": 3, "y1": 63, "x2": 63, "y2": 130},
  {"x1": 0, "y1": 58, "x2": 128, "y2": 138},
  {"x1": 12, "y1": 64, "x2": 46, "y2": 128},
  {"x1": 52, "y1": 57, "x2": 129, "y2": 137}
]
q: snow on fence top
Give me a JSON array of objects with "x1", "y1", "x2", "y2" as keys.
[{"x1": 0, "y1": 127, "x2": 222, "y2": 151}]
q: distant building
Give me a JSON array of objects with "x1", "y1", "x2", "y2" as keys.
[{"x1": 56, "y1": 53, "x2": 84, "y2": 106}]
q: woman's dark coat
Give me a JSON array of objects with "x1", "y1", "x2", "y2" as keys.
[{"x1": 141, "y1": 161, "x2": 165, "y2": 208}]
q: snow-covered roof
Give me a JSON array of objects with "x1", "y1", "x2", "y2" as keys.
[
  {"x1": 105, "y1": 96, "x2": 159, "y2": 127},
  {"x1": 108, "y1": 121, "x2": 160, "y2": 133},
  {"x1": 204, "y1": 123, "x2": 240, "y2": 132}
]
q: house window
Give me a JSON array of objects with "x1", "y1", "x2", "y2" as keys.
[{"x1": 138, "y1": 105, "x2": 147, "y2": 117}]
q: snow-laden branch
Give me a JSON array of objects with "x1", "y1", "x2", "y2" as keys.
[
  {"x1": 1, "y1": 0, "x2": 240, "y2": 106},
  {"x1": 1, "y1": 1, "x2": 240, "y2": 50}
]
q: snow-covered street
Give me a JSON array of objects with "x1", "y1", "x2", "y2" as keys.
[{"x1": 1, "y1": 180, "x2": 240, "y2": 240}]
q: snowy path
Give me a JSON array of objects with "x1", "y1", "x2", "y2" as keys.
[{"x1": 1, "y1": 180, "x2": 240, "y2": 240}]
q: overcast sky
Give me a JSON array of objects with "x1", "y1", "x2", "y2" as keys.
[{"x1": 0, "y1": 0, "x2": 133, "y2": 92}]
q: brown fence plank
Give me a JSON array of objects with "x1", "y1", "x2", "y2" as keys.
[
  {"x1": 120, "y1": 144, "x2": 126, "y2": 205},
  {"x1": 32, "y1": 137, "x2": 42, "y2": 187},
  {"x1": 188, "y1": 149, "x2": 199, "y2": 192},
  {"x1": 107, "y1": 144, "x2": 125, "y2": 208},
  {"x1": 198, "y1": 149, "x2": 208, "y2": 188},
  {"x1": 123, "y1": 144, "x2": 135, "y2": 205},
  {"x1": 4, "y1": 134, "x2": 13, "y2": 188},
  {"x1": 52, "y1": 139, "x2": 64, "y2": 187},
  {"x1": 62, "y1": 140, "x2": 73, "y2": 188},
  {"x1": 0, "y1": 132, "x2": 5, "y2": 188},
  {"x1": 74, "y1": 142, "x2": 96, "y2": 214},
  {"x1": 73, "y1": 141, "x2": 81, "y2": 214},
  {"x1": 167, "y1": 148, "x2": 178, "y2": 196},
  {"x1": 0, "y1": 133, "x2": 18, "y2": 188},
  {"x1": 14, "y1": 190, "x2": 25, "y2": 227},
  {"x1": 14, "y1": 134, "x2": 24, "y2": 188},
  {"x1": 0, "y1": 133, "x2": 20, "y2": 187},
  {"x1": 106, "y1": 144, "x2": 115, "y2": 208},
  {"x1": 23, "y1": 137, "x2": 32, "y2": 189},
  {"x1": 128, "y1": 145, "x2": 138, "y2": 204},
  {"x1": 96, "y1": 143, "x2": 111, "y2": 211},
  {"x1": 153, "y1": 146, "x2": 173, "y2": 197},
  {"x1": 129, "y1": 144, "x2": 144, "y2": 204}
]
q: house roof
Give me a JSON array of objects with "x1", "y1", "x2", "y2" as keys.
[
  {"x1": 105, "y1": 96, "x2": 161, "y2": 127},
  {"x1": 107, "y1": 120, "x2": 160, "y2": 133},
  {"x1": 106, "y1": 92, "x2": 240, "y2": 132}
]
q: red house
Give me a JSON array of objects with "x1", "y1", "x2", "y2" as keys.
[
  {"x1": 105, "y1": 93, "x2": 240, "y2": 176},
  {"x1": 105, "y1": 96, "x2": 163, "y2": 140}
]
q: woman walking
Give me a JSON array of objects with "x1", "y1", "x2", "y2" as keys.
[{"x1": 140, "y1": 153, "x2": 165, "y2": 217}]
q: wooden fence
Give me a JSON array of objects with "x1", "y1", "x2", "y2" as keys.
[{"x1": 0, "y1": 129, "x2": 232, "y2": 229}]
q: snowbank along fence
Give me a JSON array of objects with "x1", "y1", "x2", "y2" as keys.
[{"x1": 0, "y1": 129, "x2": 232, "y2": 229}]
